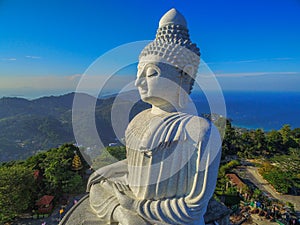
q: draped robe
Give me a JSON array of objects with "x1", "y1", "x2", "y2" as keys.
[{"x1": 88, "y1": 109, "x2": 221, "y2": 225}]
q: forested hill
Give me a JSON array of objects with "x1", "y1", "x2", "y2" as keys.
[{"x1": 0, "y1": 92, "x2": 149, "y2": 162}]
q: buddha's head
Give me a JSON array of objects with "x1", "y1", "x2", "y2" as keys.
[{"x1": 135, "y1": 8, "x2": 200, "y2": 110}]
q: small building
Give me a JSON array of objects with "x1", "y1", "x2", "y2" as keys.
[
  {"x1": 36, "y1": 195, "x2": 55, "y2": 214},
  {"x1": 226, "y1": 173, "x2": 246, "y2": 193},
  {"x1": 33, "y1": 170, "x2": 43, "y2": 181}
]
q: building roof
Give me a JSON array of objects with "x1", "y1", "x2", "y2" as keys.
[
  {"x1": 226, "y1": 173, "x2": 246, "y2": 189},
  {"x1": 33, "y1": 170, "x2": 40, "y2": 179},
  {"x1": 36, "y1": 195, "x2": 55, "y2": 206}
]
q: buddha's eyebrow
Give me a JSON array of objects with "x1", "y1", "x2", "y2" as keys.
[
  {"x1": 137, "y1": 63, "x2": 146, "y2": 69},
  {"x1": 137, "y1": 64, "x2": 147, "y2": 77}
]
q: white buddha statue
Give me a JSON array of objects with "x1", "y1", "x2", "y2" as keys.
[{"x1": 87, "y1": 8, "x2": 222, "y2": 225}]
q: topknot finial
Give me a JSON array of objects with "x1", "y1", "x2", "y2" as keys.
[
  {"x1": 139, "y1": 8, "x2": 200, "y2": 82},
  {"x1": 159, "y1": 8, "x2": 187, "y2": 28}
]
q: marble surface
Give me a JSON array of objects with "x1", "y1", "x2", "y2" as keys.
[
  {"x1": 159, "y1": 8, "x2": 187, "y2": 27},
  {"x1": 59, "y1": 195, "x2": 230, "y2": 225},
  {"x1": 62, "y1": 8, "x2": 228, "y2": 225}
]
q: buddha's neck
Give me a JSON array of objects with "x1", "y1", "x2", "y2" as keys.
[{"x1": 151, "y1": 104, "x2": 177, "y2": 115}]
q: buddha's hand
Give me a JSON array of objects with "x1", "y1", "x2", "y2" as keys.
[
  {"x1": 88, "y1": 166, "x2": 112, "y2": 187},
  {"x1": 113, "y1": 183, "x2": 136, "y2": 211},
  {"x1": 87, "y1": 160, "x2": 128, "y2": 190}
]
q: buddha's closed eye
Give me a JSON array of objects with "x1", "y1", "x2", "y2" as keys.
[{"x1": 146, "y1": 67, "x2": 159, "y2": 77}]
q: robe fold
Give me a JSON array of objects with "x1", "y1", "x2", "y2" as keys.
[{"x1": 88, "y1": 109, "x2": 221, "y2": 225}]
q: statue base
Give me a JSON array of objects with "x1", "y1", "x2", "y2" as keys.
[{"x1": 59, "y1": 195, "x2": 231, "y2": 225}]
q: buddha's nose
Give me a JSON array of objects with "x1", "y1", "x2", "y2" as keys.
[{"x1": 135, "y1": 77, "x2": 145, "y2": 87}]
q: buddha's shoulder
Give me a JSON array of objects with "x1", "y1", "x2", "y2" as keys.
[
  {"x1": 133, "y1": 108, "x2": 151, "y2": 119},
  {"x1": 186, "y1": 115, "x2": 210, "y2": 131},
  {"x1": 185, "y1": 116, "x2": 219, "y2": 142},
  {"x1": 126, "y1": 109, "x2": 151, "y2": 129},
  {"x1": 129, "y1": 109, "x2": 151, "y2": 123}
]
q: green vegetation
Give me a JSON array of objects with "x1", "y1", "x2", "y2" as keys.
[
  {"x1": 215, "y1": 160, "x2": 241, "y2": 195},
  {"x1": 0, "y1": 92, "x2": 149, "y2": 162},
  {"x1": 0, "y1": 144, "x2": 127, "y2": 223},
  {"x1": 0, "y1": 144, "x2": 88, "y2": 224},
  {"x1": 222, "y1": 123, "x2": 299, "y2": 159},
  {"x1": 219, "y1": 160, "x2": 241, "y2": 176},
  {"x1": 0, "y1": 163, "x2": 36, "y2": 223},
  {"x1": 0, "y1": 94, "x2": 78, "y2": 162},
  {"x1": 106, "y1": 146, "x2": 127, "y2": 160},
  {"x1": 92, "y1": 146, "x2": 126, "y2": 169},
  {"x1": 0, "y1": 92, "x2": 299, "y2": 223},
  {"x1": 258, "y1": 148, "x2": 300, "y2": 194},
  {"x1": 221, "y1": 122, "x2": 300, "y2": 195}
]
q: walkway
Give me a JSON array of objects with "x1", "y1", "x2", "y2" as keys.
[{"x1": 245, "y1": 166, "x2": 300, "y2": 212}]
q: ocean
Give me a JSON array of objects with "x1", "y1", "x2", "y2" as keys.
[{"x1": 191, "y1": 91, "x2": 300, "y2": 131}]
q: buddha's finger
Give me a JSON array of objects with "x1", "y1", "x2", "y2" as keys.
[
  {"x1": 117, "y1": 183, "x2": 128, "y2": 192},
  {"x1": 119, "y1": 183, "x2": 130, "y2": 191}
]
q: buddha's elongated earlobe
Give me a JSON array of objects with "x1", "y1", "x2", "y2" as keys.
[
  {"x1": 183, "y1": 64, "x2": 194, "y2": 77},
  {"x1": 178, "y1": 64, "x2": 194, "y2": 108},
  {"x1": 178, "y1": 75, "x2": 188, "y2": 108}
]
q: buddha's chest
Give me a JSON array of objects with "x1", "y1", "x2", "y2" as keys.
[{"x1": 126, "y1": 111, "x2": 191, "y2": 153}]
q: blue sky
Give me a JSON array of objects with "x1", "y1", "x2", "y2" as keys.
[{"x1": 1, "y1": 0, "x2": 300, "y2": 98}]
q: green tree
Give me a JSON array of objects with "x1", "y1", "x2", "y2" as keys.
[
  {"x1": 252, "y1": 188, "x2": 262, "y2": 200},
  {"x1": 266, "y1": 130, "x2": 284, "y2": 155},
  {"x1": 0, "y1": 164, "x2": 36, "y2": 223},
  {"x1": 262, "y1": 170, "x2": 292, "y2": 194},
  {"x1": 62, "y1": 173, "x2": 84, "y2": 193},
  {"x1": 239, "y1": 132, "x2": 255, "y2": 158},
  {"x1": 280, "y1": 125, "x2": 297, "y2": 150},
  {"x1": 41, "y1": 144, "x2": 76, "y2": 193},
  {"x1": 92, "y1": 146, "x2": 126, "y2": 169},
  {"x1": 252, "y1": 129, "x2": 267, "y2": 155},
  {"x1": 106, "y1": 146, "x2": 126, "y2": 160},
  {"x1": 222, "y1": 120, "x2": 240, "y2": 157},
  {"x1": 291, "y1": 128, "x2": 300, "y2": 145}
]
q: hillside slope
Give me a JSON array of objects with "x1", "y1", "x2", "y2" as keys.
[{"x1": 0, "y1": 92, "x2": 149, "y2": 162}]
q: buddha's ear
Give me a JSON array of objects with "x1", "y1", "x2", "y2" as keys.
[{"x1": 182, "y1": 64, "x2": 194, "y2": 77}]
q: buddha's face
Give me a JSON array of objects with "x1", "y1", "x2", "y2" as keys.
[{"x1": 135, "y1": 61, "x2": 185, "y2": 107}]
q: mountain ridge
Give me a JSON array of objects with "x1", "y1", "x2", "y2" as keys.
[{"x1": 0, "y1": 92, "x2": 149, "y2": 162}]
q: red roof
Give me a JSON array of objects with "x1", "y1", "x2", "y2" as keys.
[
  {"x1": 226, "y1": 173, "x2": 246, "y2": 189},
  {"x1": 33, "y1": 170, "x2": 40, "y2": 178},
  {"x1": 36, "y1": 195, "x2": 55, "y2": 206}
]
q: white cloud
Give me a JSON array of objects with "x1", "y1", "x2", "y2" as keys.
[
  {"x1": 1, "y1": 58, "x2": 17, "y2": 61},
  {"x1": 215, "y1": 71, "x2": 300, "y2": 78},
  {"x1": 206, "y1": 57, "x2": 295, "y2": 65},
  {"x1": 274, "y1": 57, "x2": 293, "y2": 61},
  {"x1": 205, "y1": 59, "x2": 259, "y2": 65},
  {"x1": 68, "y1": 74, "x2": 82, "y2": 81},
  {"x1": 25, "y1": 55, "x2": 41, "y2": 59}
]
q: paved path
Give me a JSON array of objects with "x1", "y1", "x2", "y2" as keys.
[{"x1": 245, "y1": 166, "x2": 300, "y2": 212}]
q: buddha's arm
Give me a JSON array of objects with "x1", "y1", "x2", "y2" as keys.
[
  {"x1": 129, "y1": 124, "x2": 222, "y2": 224},
  {"x1": 184, "y1": 124, "x2": 221, "y2": 204},
  {"x1": 133, "y1": 196, "x2": 194, "y2": 224},
  {"x1": 87, "y1": 159, "x2": 128, "y2": 191},
  {"x1": 132, "y1": 155, "x2": 221, "y2": 224}
]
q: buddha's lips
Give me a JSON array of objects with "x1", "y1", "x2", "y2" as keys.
[{"x1": 139, "y1": 88, "x2": 148, "y2": 94}]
